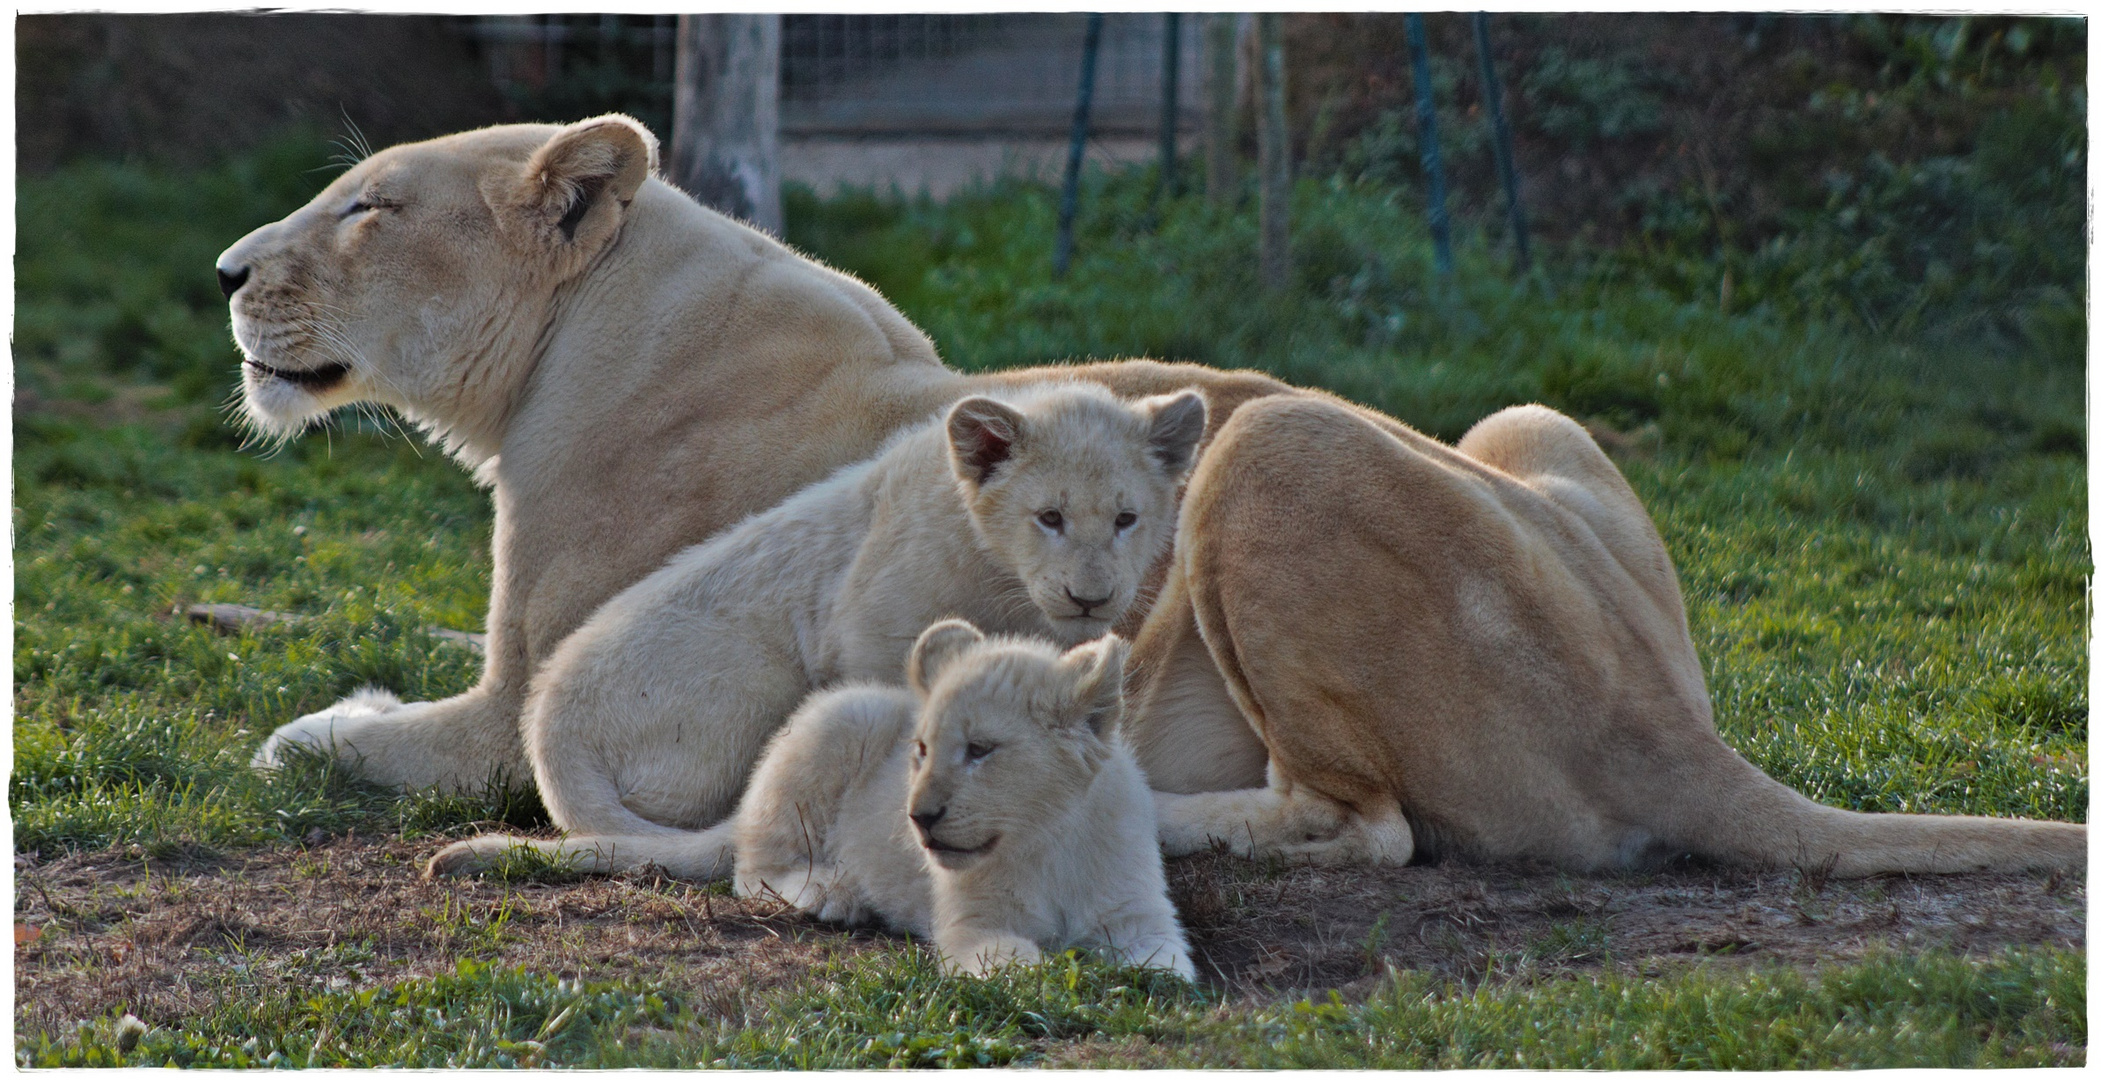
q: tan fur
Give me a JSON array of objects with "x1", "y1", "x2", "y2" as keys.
[
  {"x1": 422, "y1": 384, "x2": 1202, "y2": 877},
  {"x1": 224, "y1": 115, "x2": 1289, "y2": 790},
  {"x1": 224, "y1": 117, "x2": 2078, "y2": 881},
  {"x1": 1125, "y1": 396, "x2": 2087, "y2": 877}
]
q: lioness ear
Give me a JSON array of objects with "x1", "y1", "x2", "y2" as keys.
[
  {"x1": 489, "y1": 114, "x2": 658, "y2": 254},
  {"x1": 1143, "y1": 390, "x2": 1208, "y2": 478},
  {"x1": 947, "y1": 397, "x2": 1027, "y2": 487},
  {"x1": 1058, "y1": 634, "x2": 1129, "y2": 738},
  {"x1": 908, "y1": 618, "x2": 987, "y2": 697}
]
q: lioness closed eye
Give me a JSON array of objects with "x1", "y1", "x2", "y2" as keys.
[{"x1": 427, "y1": 381, "x2": 1206, "y2": 879}]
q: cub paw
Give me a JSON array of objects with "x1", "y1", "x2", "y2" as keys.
[
  {"x1": 423, "y1": 835, "x2": 525, "y2": 879},
  {"x1": 942, "y1": 934, "x2": 1040, "y2": 976}
]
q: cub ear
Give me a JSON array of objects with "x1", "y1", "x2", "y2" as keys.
[
  {"x1": 1142, "y1": 390, "x2": 1208, "y2": 478},
  {"x1": 907, "y1": 618, "x2": 987, "y2": 697},
  {"x1": 947, "y1": 397, "x2": 1027, "y2": 487},
  {"x1": 488, "y1": 114, "x2": 658, "y2": 254},
  {"x1": 1057, "y1": 634, "x2": 1130, "y2": 738}
]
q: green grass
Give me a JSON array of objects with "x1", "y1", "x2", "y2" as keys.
[
  {"x1": 12, "y1": 127, "x2": 2086, "y2": 1066},
  {"x1": 18, "y1": 947, "x2": 2082, "y2": 1068}
]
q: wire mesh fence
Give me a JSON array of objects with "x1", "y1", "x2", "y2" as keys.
[{"x1": 455, "y1": 13, "x2": 1197, "y2": 137}]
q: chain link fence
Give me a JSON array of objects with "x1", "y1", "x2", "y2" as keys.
[{"x1": 457, "y1": 13, "x2": 1197, "y2": 138}]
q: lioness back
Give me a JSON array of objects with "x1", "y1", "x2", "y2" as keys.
[{"x1": 736, "y1": 620, "x2": 1193, "y2": 978}]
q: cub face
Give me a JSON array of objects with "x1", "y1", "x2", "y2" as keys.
[
  {"x1": 946, "y1": 385, "x2": 1207, "y2": 645},
  {"x1": 213, "y1": 115, "x2": 658, "y2": 447},
  {"x1": 900, "y1": 620, "x2": 1130, "y2": 870}
]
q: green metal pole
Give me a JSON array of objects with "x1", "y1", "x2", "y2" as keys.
[
  {"x1": 1055, "y1": 14, "x2": 1105, "y2": 280},
  {"x1": 1157, "y1": 12, "x2": 1181, "y2": 202},
  {"x1": 1473, "y1": 12, "x2": 1531, "y2": 273},
  {"x1": 1405, "y1": 14, "x2": 1453, "y2": 276}
]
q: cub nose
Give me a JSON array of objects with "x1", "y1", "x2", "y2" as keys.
[
  {"x1": 910, "y1": 806, "x2": 947, "y2": 834},
  {"x1": 1065, "y1": 587, "x2": 1113, "y2": 615},
  {"x1": 216, "y1": 263, "x2": 251, "y2": 300}
]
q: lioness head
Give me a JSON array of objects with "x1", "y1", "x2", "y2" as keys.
[
  {"x1": 214, "y1": 115, "x2": 658, "y2": 459},
  {"x1": 946, "y1": 383, "x2": 1206, "y2": 645},
  {"x1": 901, "y1": 619, "x2": 1129, "y2": 870}
]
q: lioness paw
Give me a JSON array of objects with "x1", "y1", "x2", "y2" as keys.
[
  {"x1": 251, "y1": 687, "x2": 403, "y2": 770},
  {"x1": 1273, "y1": 806, "x2": 1415, "y2": 867}
]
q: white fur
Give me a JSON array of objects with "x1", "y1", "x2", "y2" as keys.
[
  {"x1": 425, "y1": 383, "x2": 1204, "y2": 878},
  {"x1": 737, "y1": 624, "x2": 1193, "y2": 978}
]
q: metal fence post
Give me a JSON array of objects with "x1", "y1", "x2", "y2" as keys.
[
  {"x1": 1054, "y1": 13, "x2": 1104, "y2": 279},
  {"x1": 1473, "y1": 12, "x2": 1531, "y2": 273},
  {"x1": 1255, "y1": 12, "x2": 1291, "y2": 290},
  {"x1": 1157, "y1": 12, "x2": 1180, "y2": 203},
  {"x1": 1405, "y1": 14, "x2": 1453, "y2": 276}
]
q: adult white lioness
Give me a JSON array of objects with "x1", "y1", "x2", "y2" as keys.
[
  {"x1": 226, "y1": 115, "x2": 2082, "y2": 878},
  {"x1": 224, "y1": 114, "x2": 1287, "y2": 790}
]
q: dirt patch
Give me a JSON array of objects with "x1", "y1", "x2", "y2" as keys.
[
  {"x1": 14, "y1": 838, "x2": 2084, "y2": 1042},
  {"x1": 1168, "y1": 852, "x2": 2083, "y2": 1001}
]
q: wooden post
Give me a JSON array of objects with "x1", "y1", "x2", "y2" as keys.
[
  {"x1": 1202, "y1": 13, "x2": 1240, "y2": 204},
  {"x1": 672, "y1": 14, "x2": 782, "y2": 235},
  {"x1": 1054, "y1": 13, "x2": 1105, "y2": 280},
  {"x1": 1255, "y1": 13, "x2": 1289, "y2": 291}
]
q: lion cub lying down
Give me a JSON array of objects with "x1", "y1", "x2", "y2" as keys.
[
  {"x1": 737, "y1": 620, "x2": 1193, "y2": 977},
  {"x1": 428, "y1": 381, "x2": 1206, "y2": 877}
]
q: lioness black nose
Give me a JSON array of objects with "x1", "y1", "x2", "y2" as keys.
[
  {"x1": 910, "y1": 807, "x2": 946, "y2": 833},
  {"x1": 217, "y1": 264, "x2": 250, "y2": 300},
  {"x1": 1065, "y1": 588, "x2": 1112, "y2": 614}
]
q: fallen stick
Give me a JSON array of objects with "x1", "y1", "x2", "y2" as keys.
[{"x1": 183, "y1": 603, "x2": 487, "y2": 654}]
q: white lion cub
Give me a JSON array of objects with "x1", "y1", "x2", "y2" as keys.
[
  {"x1": 427, "y1": 381, "x2": 1206, "y2": 878},
  {"x1": 740, "y1": 620, "x2": 1193, "y2": 978}
]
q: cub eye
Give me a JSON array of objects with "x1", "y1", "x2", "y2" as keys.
[
  {"x1": 1114, "y1": 511, "x2": 1138, "y2": 530},
  {"x1": 965, "y1": 742, "x2": 995, "y2": 762},
  {"x1": 1036, "y1": 509, "x2": 1064, "y2": 531},
  {"x1": 914, "y1": 740, "x2": 928, "y2": 759}
]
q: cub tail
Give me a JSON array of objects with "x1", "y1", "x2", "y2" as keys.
[{"x1": 424, "y1": 822, "x2": 737, "y2": 881}]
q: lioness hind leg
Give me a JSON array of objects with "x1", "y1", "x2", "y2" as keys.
[
  {"x1": 1155, "y1": 771, "x2": 1414, "y2": 866},
  {"x1": 1122, "y1": 567, "x2": 1269, "y2": 794}
]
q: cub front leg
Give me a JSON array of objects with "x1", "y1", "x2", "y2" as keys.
[
  {"x1": 1155, "y1": 764, "x2": 1414, "y2": 866},
  {"x1": 1098, "y1": 930, "x2": 1196, "y2": 980}
]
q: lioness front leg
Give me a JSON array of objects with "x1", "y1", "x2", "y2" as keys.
[
  {"x1": 252, "y1": 684, "x2": 528, "y2": 793},
  {"x1": 1154, "y1": 766, "x2": 1414, "y2": 866}
]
